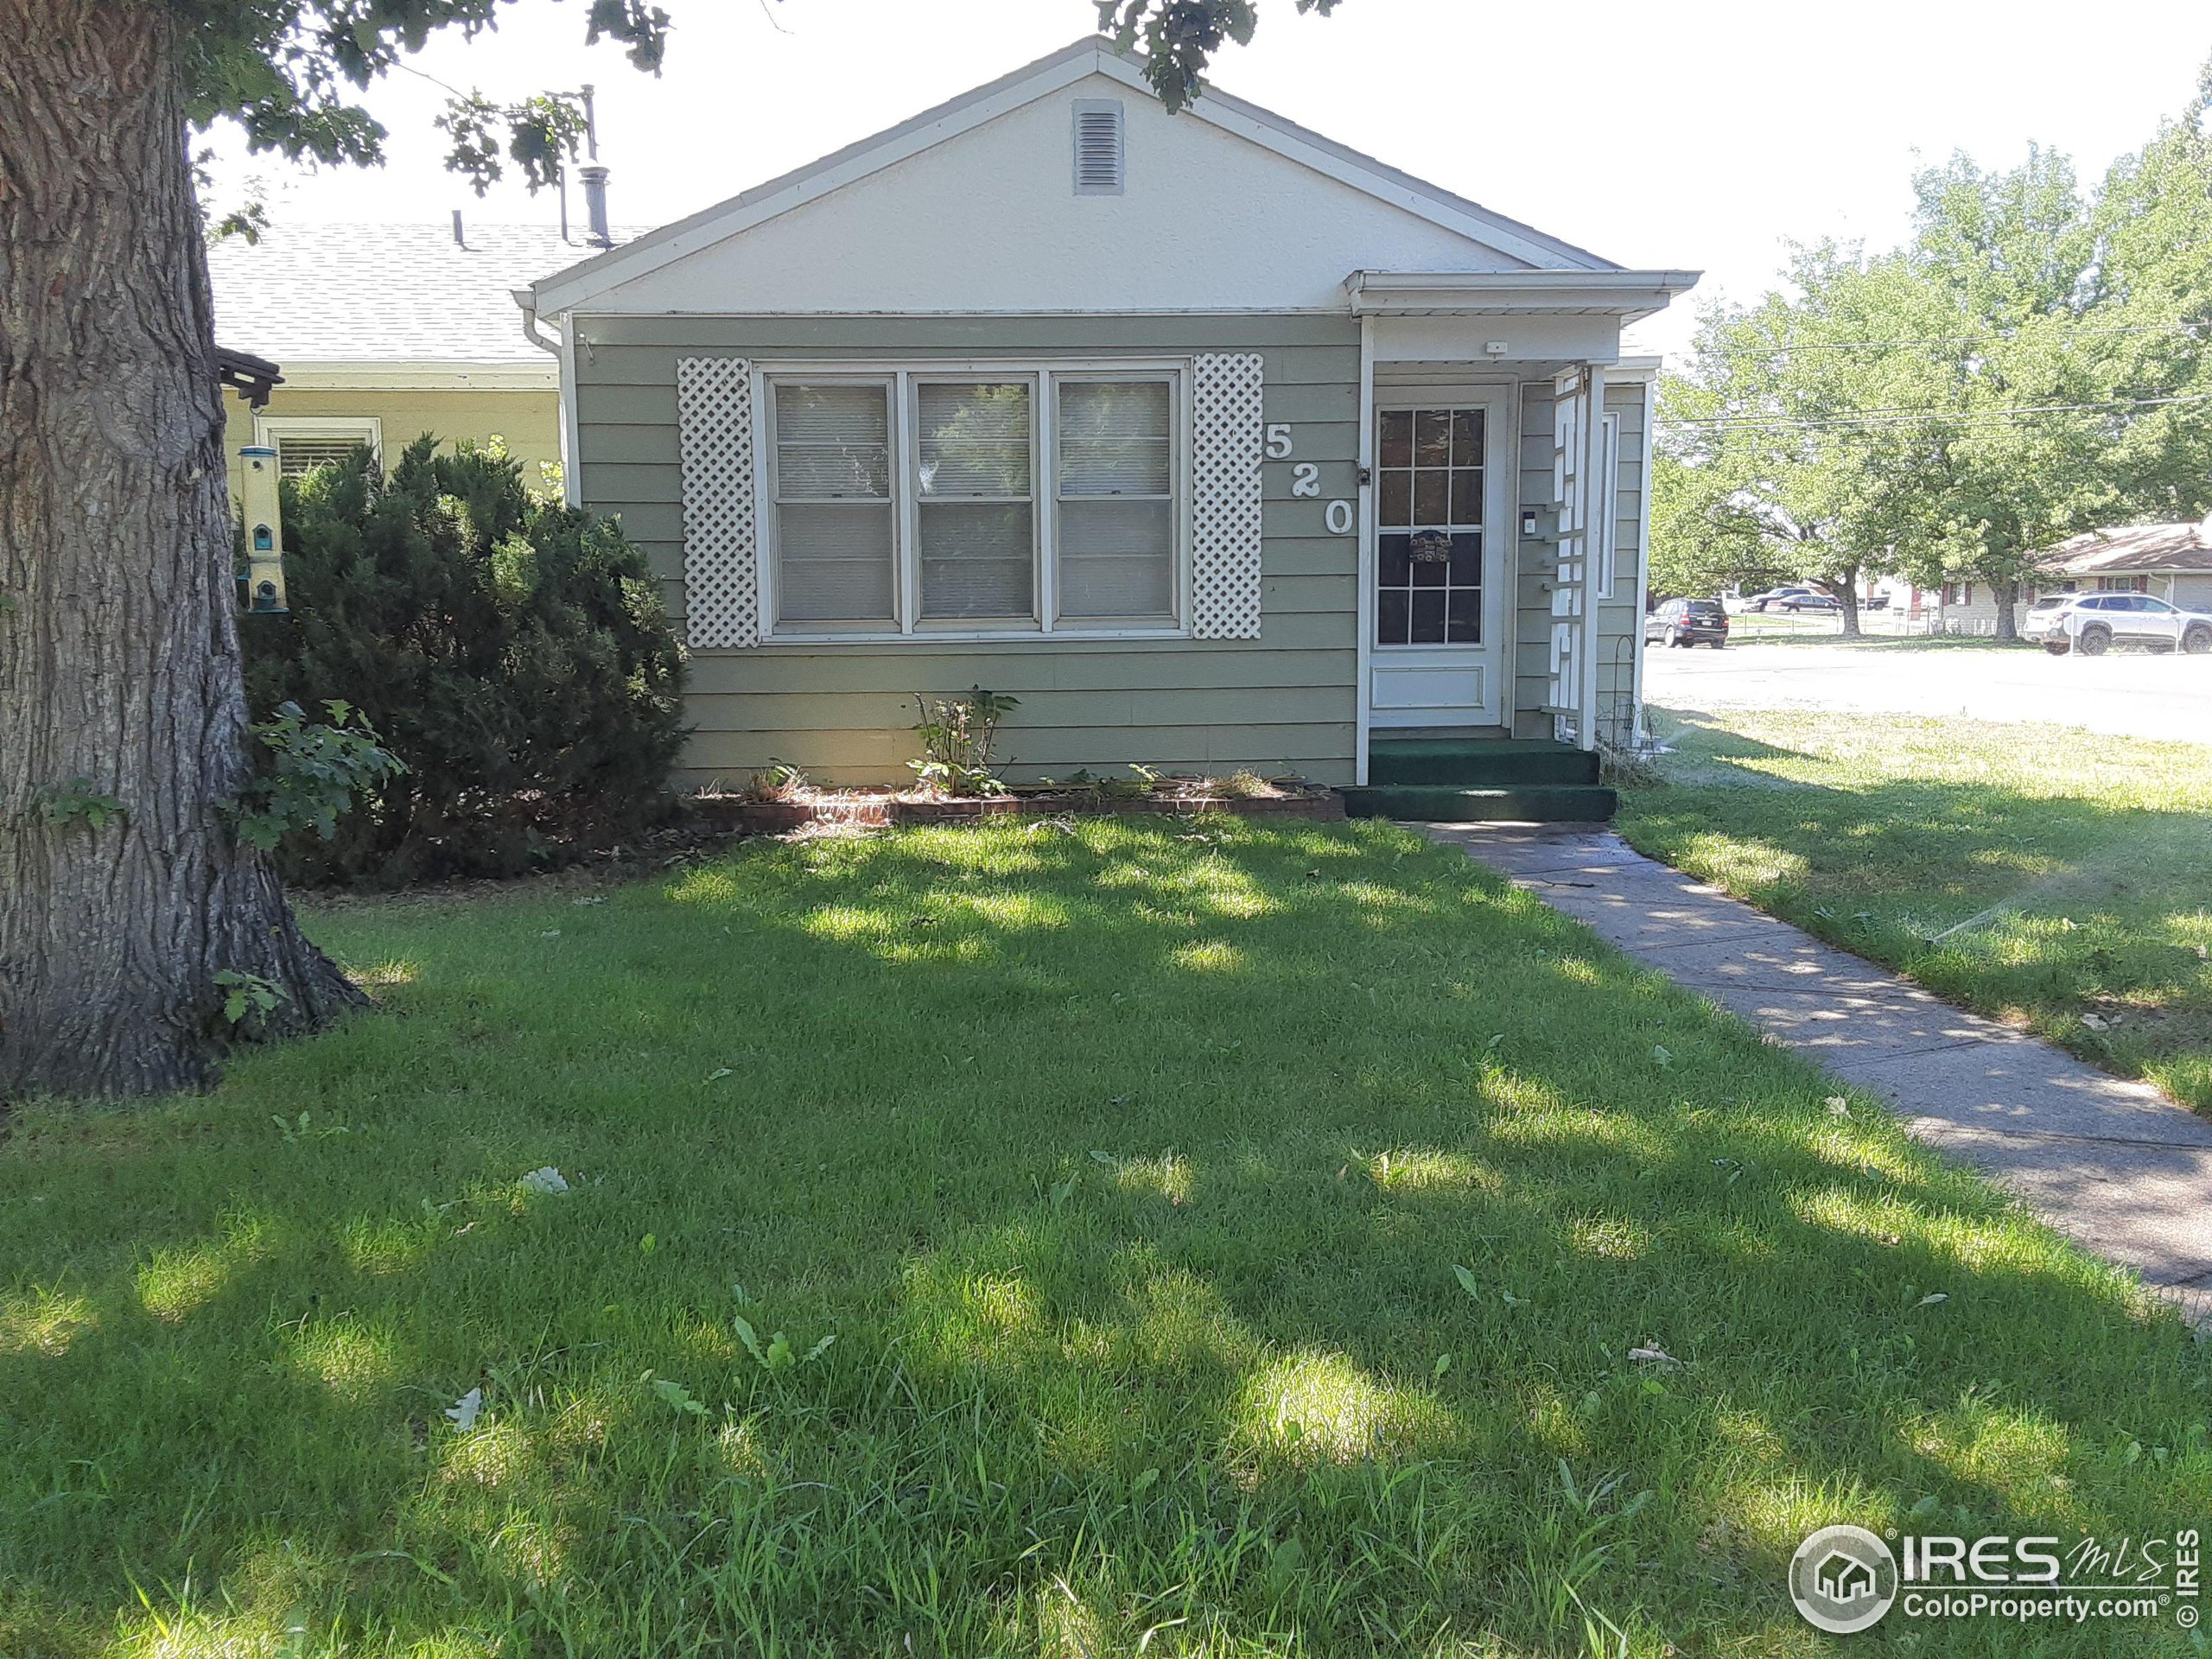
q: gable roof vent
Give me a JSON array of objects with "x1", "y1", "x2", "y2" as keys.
[{"x1": 1073, "y1": 99, "x2": 1125, "y2": 195}]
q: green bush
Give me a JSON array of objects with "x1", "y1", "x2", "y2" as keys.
[{"x1": 241, "y1": 437, "x2": 687, "y2": 886}]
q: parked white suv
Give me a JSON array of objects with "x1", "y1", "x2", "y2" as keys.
[{"x1": 2033, "y1": 592, "x2": 2212, "y2": 656}]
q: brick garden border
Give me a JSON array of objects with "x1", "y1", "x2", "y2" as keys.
[{"x1": 690, "y1": 791, "x2": 1346, "y2": 835}]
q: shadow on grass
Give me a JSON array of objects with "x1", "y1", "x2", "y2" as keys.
[
  {"x1": 1623, "y1": 711, "x2": 2212, "y2": 1114},
  {"x1": 1, "y1": 818, "x2": 2204, "y2": 1656}
]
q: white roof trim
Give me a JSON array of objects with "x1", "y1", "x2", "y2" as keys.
[
  {"x1": 1346, "y1": 269, "x2": 1701, "y2": 324},
  {"x1": 272, "y1": 360, "x2": 559, "y2": 391},
  {"x1": 527, "y1": 38, "x2": 1619, "y2": 317}
]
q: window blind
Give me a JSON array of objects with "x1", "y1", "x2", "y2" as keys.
[
  {"x1": 918, "y1": 381, "x2": 1033, "y2": 619},
  {"x1": 775, "y1": 383, "x2": 894, "y2": 623},
  {"x1": 1058, "y1": 380, "x2": 1173, "y2": 620}
]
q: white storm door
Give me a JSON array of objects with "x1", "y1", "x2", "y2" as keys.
[{"x1": 1369, "y1": 396, "x2": 1508, "y2": 727}]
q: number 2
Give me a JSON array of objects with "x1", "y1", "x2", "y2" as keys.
[
  {"x1": 1291, "y1": 462, "x2": 1320, "y2": 498},
  {"x1": 1265, "y1": 423, "x2": 1294, "y2": 460}
]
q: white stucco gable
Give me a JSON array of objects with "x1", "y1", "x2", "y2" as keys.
[{"x1": 529, "y1": 40, "x2": 1620, "y2": 319}]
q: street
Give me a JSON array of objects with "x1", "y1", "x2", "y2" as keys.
[{"x1": 1645, "y1": 641, "x2": 2212, "y2": 743}]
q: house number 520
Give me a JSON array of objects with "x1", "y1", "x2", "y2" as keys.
[{"x1": 1266, "y1": 423, "x2": 1353, "y2": 533}]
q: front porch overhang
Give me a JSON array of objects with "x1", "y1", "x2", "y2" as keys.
[{"x1": 1344, "y1": 268, "x2": 1701, "y2": 325}]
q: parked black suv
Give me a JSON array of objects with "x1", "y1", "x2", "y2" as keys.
[{"x1": 1645, "y1": 597, "x2": 1731, "y2": 649}]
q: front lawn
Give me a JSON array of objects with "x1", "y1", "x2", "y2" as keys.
[
  {"x1": 3, "y1": 820, "x2": 2204, "y2": 1656},
  {"x1": 1618, "y1": 709, "x2": 2212, "y2": 1116}
]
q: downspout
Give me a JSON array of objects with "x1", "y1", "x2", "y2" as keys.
[
  {"x1": 1354, "y1": 313, "x2": 1376, "y2": 785},
  {"x1": 514, "y1": 289, "x2": 561, "y2": 357},
  {"x1": 513, "y1": 289, "x2": 580, "y2": 506},
  {"x1": 1629, "y1": 373, "x2": 1656, "y2": 752}
]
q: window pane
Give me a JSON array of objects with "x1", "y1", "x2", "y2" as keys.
[
  {"x1": 1058, "y1": 380, "x2": 1171, "y2": 495},
  {"x1": 918, "y1": 381, "x2": 1031, "y2": 497},
  {"x1": 1059, "y1": 379, "x2": 1169, "y2": 438},
  {"x1": 777, "y1": 501, "x2": 894, "y2": 621},
  {"x1": 1414, "y1": 470, "x2": 1448, "y2": 524},
  {"x1": 921, "y1": 502, "x2": 1033, "y2": 618},
  {"x1": 1380, "y1": 469, "x2": 1412, "y2": 526},
  {"x1": 776, "y1": 384, "x2": 889, "y2": 499},
  {"x1": 1451, "y1": 410, "x2": 1484, "y2": 467},
  {"x1": 1059, "y1": 499, "x2": 1172, "y2": 617},
  {"x1": 1414, "y1": 410, "x2": 1450, "y2": 467},
  {"x1": 1450, "y1": 468, "x2": 1483, "y2": 525},
  {"x1": 1378, "y1": 410, "x2": 1412, "y2": 468}
]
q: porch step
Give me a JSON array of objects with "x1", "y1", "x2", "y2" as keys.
[
  {"x1": 1341, "y1": 783, "x2": 1619, "y2": 823},
  {"x1": 1367, "y1": 737, "x2": 1600, "y2": 788}
]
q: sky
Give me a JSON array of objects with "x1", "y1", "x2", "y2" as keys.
[{"x1": 200, "y1": 0, "x2": 2212, "y2": 359}]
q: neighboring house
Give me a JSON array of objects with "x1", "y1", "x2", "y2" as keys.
[
  {"x1": 2040, "y1": 519, "x2": 2212, "y2": 611},
  {"x1": 521, "y1": 38, "x2": 1696, "y2": 789},
  {"x1": 1898, "y1": 516, "x2": 2212, "y2": 633},
  {"x1": 207, "y1": 220, "x2": 625, "y2": 497}
]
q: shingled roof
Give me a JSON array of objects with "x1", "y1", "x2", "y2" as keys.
[
  {"x1": 2044, "y1": 521, "x2": 2212, "y2": 577},
  {"x1": 207, "y1": 221, "x2": 632, "y2": 365}
]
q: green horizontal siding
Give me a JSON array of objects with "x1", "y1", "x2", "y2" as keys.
[{"x1": 575, "y1": 313, "x2": 1362, "y2": 785}]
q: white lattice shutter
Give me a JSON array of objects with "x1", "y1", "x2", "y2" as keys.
[
  {"x1": 1190, "y1": 353, "x2": 1264, "y2": 639},
  {"x1": 1544, "y1": 367, "x2": 1591, "y2": 715},
  {"x1": 677, "y1": 356, "x2": 760, "y2": 649}
]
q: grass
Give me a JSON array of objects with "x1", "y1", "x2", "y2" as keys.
[
  {"x1": 3, "y1": 817, "x2": 2208, "y2": 1657},
  {"x1": 1619, "y1": 709, "x2": 2212, "y2": 1114}
]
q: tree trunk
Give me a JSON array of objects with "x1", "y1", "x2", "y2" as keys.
[
  {"x1": 1834, "y1": 563, "x2": 1863, "y2": 639},
  {"x1": 1992, "y1": 577, "x2": 2020, "y2": 642},
  {"x1": 0, "y1": 1, "x2": 360, "y2": 1100}
]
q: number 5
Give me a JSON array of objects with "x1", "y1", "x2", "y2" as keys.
[{"x1": 1265, "y1": 423, "x2": 1294, "y2": 460}]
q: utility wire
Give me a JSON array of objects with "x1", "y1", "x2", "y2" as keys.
[{"x1": 1661, "y1": 390, "x2": 2212, "y2": 431}]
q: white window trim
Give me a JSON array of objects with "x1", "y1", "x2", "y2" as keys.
[
  {"x1": 253, "y1": 414, "x2": 384, "y2": 473},
  {"x1": 753, "y1": 359, "x2": 1192, "y2": 645}
]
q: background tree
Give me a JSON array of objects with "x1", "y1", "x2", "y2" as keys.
[
  {"x1": 0, "y1": 0, "x2": 1317, "y2": 1100},
  {"x1": 1655, "y1": 92, "x2": 2212, "y2": 642}
]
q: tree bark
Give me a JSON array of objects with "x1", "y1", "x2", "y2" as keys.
[
  {"x1": 0, "y1": 1, "x2": 360, "y2": 1100},
  {"x1": 1992, "y1": 577, "x2": 2020, "y2": 642},
  {"x1": 1834, "y1": 563, "x2": 1863, "y2": 639}
]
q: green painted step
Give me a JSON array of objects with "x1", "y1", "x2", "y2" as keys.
[
  {"x1": 1367, "y1": 738, "x2": 1599, "y2": 787},
  {"x1": 1341, "y1": 783, "x2": 1619, "y2": 823}
]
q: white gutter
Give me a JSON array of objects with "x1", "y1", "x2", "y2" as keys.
[{"x1": 513, "y1": 287, "x2": 563, "y2": 357}]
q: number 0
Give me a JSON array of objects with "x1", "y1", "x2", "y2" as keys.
[
  {"x1": 1265, "y1": 423, "x2": 1294, "y2": 460},
  {"x1": 1325, "y1": 499, "x2": 1355, "y2": 535}
]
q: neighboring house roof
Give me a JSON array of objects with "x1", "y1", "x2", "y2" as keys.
[
  {"x1": 208, "y1": 221, "x2": 637, "y2": 367},
  {"x1": 2044, "y1": 521, "x2": 2212, "y2": 577},
  {"x1": 528, "y1": 35, "x2": 1667, "y2": 319}
]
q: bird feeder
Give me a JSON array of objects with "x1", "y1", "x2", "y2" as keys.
[{"x1": 238, "y1": 444, "x2": 288, "y2": 613}]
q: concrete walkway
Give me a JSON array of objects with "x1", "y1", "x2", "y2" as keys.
[{"x1": 1431, "y1": 823, "x2": 2212, "y2": 1325}]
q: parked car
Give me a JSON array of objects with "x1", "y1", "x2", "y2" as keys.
[
  {"x1": 1740, "y1": 584, "x2": 1840, "y2": 613},
  {"x1": 2033, "y1": 592, "x2": 2212, "y2": 655},
  {"x1": 1646, "y1": 597, "x2": 1731, "y2": 649}
]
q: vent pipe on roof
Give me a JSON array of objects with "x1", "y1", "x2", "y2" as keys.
[
  {"x1": 452, "y1": 209, "x2": 466, "y2": 248},
  {"x1": 581, "y1": 166, "x2": 612, "y2": 249},
  {"x1": 579, "y1": 84, "x2": 613, "y2": 250}
]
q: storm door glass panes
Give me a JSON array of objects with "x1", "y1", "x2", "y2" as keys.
[
  {"x1": 1376, "y1": 407, "x2": 1484, "y2": 645},
  {"x1": 774, "y1": 383, "x2": 894, "y2": 623},
  {"x1": 916, "y1": 380, "x2": 1035, "y2": 620},
  {"x1": 1057, "y1": 378, "x2": 1174, "y2": 621}
]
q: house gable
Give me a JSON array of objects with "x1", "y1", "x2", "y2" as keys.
[{"x1": 535, "y1": 43, "x2": 1615, "y2": 319}]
